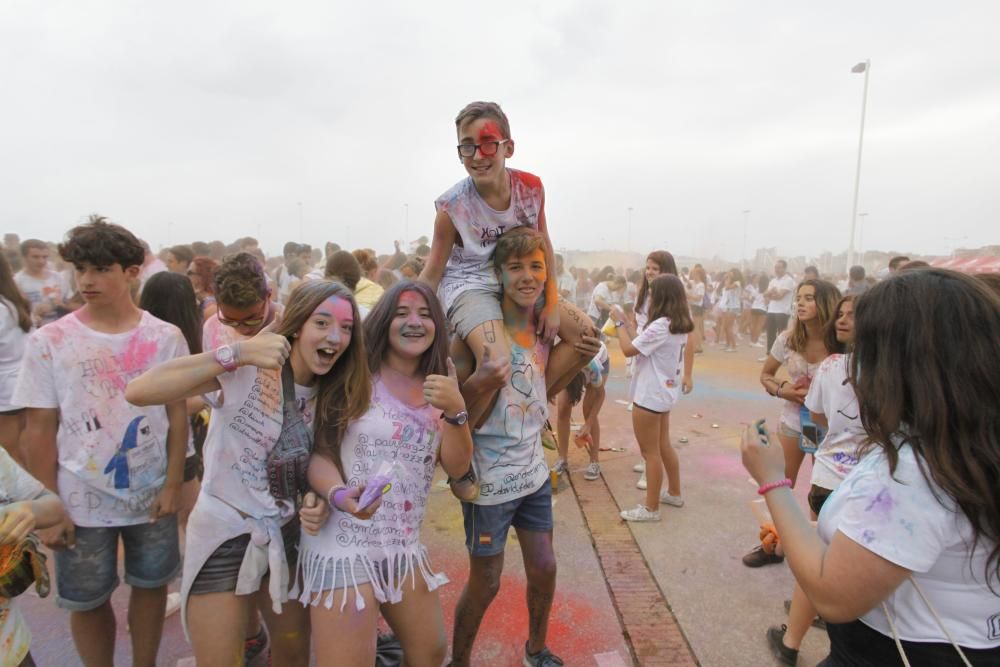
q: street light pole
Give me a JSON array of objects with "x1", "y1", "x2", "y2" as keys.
[
  {"x1": 627, "y1": 207, "x2": 633, "y2": 253},
  {"x1": 848, "y1": 59, "x2": 871, "y2": 271},
  {"x1": 297, "y1": 201, "x2": 304, "y2": 242},
  {"x1": 742, "y1": 209, "x2": 750, "y2": 273},
  {"x1": 404, "y1": 203, "x2": 409, "y2": 244},
  {"x1": 858, "y1": 212, "x2": 868, "y2": 267}
]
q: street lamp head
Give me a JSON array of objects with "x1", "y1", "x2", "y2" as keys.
[{"x1": 851, "y1": 62, "x2": 868, "y2": 73}]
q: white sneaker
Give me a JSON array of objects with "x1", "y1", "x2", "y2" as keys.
[
  {"x1": 756, "y1": 355, "x2": 768, "y2": 362},
  {"x1": 632, "y1": 461, "x2": 646, "y2": 473},
  {"x1": 636, "y1": 473, "x2": 647, "y2": 490},
  {"x1": 551, "y1": 459, "x2": 567, "y2": 475},
  {"x1": 584, "y1": 462, "x2": 601, "y2": 480},
  {"x1": 752, "y1": 341, "x2": 766, "y2": 348},
  {"x1": 659, "y1": 492, "x2": 685, "y2": 507},
  {"x1": 627, "y1": 402, "x2": 634, "y2": 412},
  {"x1": 620, "y1": 504, "x2": 661, "y2": 522}
]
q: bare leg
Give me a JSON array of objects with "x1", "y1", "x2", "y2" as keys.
[
  {"x1": 778, "y1": 431, "x2": 806, "y2": 487},
  {"x1": 70, "y1": 603, "x2": 116, "y2": 667},
  {"x1": 693, "y1": 315, "x2": 704, "y2": 352},
  {"x1": 380, "y1": 570, "x2": 447, "y2": 667},
  {"x1": 178, "y1": 476, "x2": 200, "y2": 548},
  {"x1": 582, "y1": 384, "x2": 605, "y2": 464},
  {"x1": 632, "y1": 407, "x2": 663, "y2": 510},
  {"x1": 128, "y1": 585, "x2": 167, "y2": 667},
  {"x1": 188, "y1": 591, "x2": 252, "y2": 666},
  {"x1": 310, "y1": 583, "x2": 380, "y2": 667},
  {"x1": 257, "y1": 568, "x2": 312, "y2": 667},
  {"x1": 517, "y1": 528, "x2": 558, "y2": 655},
  {"x1": 657, "y1": 412, "x2": 681, "y2": 497},
  {"x1": 545, "y1": 299, "x2": 599, "y2": 397},
  {"x1": 784, "y1": 581, "x2": 816, "y2": 650},
  {"x1": 451, "y1": 553, "x2": 505, "y2": 667},
  {"x1": 555, "y1": 390, "x2": 572, "y2": 463}
]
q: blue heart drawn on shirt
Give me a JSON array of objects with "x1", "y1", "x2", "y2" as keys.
[{"x1": 511, "y1": 366, "x2": 534, "y2": 398}]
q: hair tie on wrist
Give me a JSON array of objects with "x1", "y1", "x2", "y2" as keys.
[
  {"x1": 757, "y1": 478, "x2": 793, "y2": 495},
  {"x1": 327, "y1": 485, "x2": 349, "y2": 511}
]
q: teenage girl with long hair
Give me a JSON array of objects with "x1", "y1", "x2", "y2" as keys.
[
  {"x1": 609, "y1": 275, "x2": 694, "y2": 522},
  {"x1": 296, "y1": 280, "x2": 473, "y2": 667},
  {"x1": 0, "y1": 252, "x2": 32, "y2": 465},
  {"x1": 127, "y1": 280, "x2": 370, "y2": 666},
  {"x1": 746, "y1": 279, "x2": 842, "y2": 567},
  {"x1": 686, "y1": 265, "x2": 708, "y2": 354},
  {"x1": 718, "y1": 269, "x2": 743, "y2": 352},
  {"x1": 744, "y1": 269, "x2": 1000, "y2": 665}
]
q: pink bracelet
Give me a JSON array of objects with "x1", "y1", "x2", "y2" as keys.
[{"x1": 757, "y1": 478, "x2": 793, "y2": 495}]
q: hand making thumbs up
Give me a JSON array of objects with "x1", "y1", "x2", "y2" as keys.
[
  {"x1": 423, "y1": 357, "x2": 466, "y2": 416},
  {"x1": 235, "y1": 320, "x2": 292, "y2": 370}
]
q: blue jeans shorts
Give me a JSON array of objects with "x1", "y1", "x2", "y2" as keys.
[
  {"x1": 55, "y1": 515, "x2": 181, "y2": 611},
  {"x1": 461, "y1": 481, "x2": 552, "y2": 557}
]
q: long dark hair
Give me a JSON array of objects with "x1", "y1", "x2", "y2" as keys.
[
  {"x1": 635, "y1": 250, "x2": 678, "y2": 314},
  {"x1": 851, "y1": 269, "x2": 1000, "y2": 590},
  {"x1": 647, "y1": 275, "x2": 694, "y2": 334},
  {"x1": 140, "y1": 272, "x2": 202, "y2": 355},
  {"x1": 787, "y1": 279, "x2": 842, "y2": 355},
  {"x1": 0, "y1": 252, "x2": 31, "y2": 333},
  {"x1": 280, "y1": 280, "x2": 372, "y2": 477},
  {"x1": 363, "y1": 281, "x2": 448, "y2": 378}
]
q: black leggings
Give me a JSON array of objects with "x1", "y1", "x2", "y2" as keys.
[{"x1": 819, "y1": 619, "x2": 1000, "y2": 666}]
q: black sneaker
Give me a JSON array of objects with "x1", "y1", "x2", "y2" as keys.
[
  {"x1": 742, "y1": 545, "x2": 784, "y2": 568},
  {"x1": 766, "y1": 625, "x2": 798, "y2": 666},
  {"x1": 244, "y1": 626, "x2": 268, "y2": 664},
  {"x1": 783, "y1": 599, "x2": 827, "y2": 629},
  {"x1": 523, "y1": 642, "x2": 564, "y2": 666}
]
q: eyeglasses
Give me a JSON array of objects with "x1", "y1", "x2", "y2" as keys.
[
  {"x1": 456, "y1": 140, "x2": 509, "y2": 159},
  {"x1": 217, "y1": 301, "x2": 269, "y2": 329}
]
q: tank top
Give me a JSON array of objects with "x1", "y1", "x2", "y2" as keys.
[
  {"x1": 434, "y1": 168, "x2": 544, "y2": 313},
  {"x1": 294, "y1": 376, "x2": 447, "y2": 610}
]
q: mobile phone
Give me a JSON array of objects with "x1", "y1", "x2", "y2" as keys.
[{"x1": 754, "y1": 418, "x2": 770, "y2": 446}]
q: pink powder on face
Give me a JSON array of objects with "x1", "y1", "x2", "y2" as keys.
[
  {"x1": 312, "y1": 296, "x2": 354, "y2": 326},
  {"x1": 397, "y1": 291, "x2": 428, "y2": 312}
]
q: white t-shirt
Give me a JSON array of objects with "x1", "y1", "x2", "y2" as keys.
[
  {"x1": 766, "y1": 274, "x2": 797, "y2": 314},
  {"x1": 297, "y1": 376, "x2": 448, "y2": 605},
  {"x1": 12, "y1": 311, "x2": 188, "y2": 527},
  {"x1": 14, "y1": 269, "x2": 70, "y2": 326},
  {"x1": 686, "y1": 281, "x2": 705, "y2": 308},
  {"x1": 818, "y1": 445, "x2": 1000, "y2": 649},
  {"x1": 200, "y1": 365, "x2": 317, "y2": 523},
  {"x1": 749, "y1": 285, "x2": 766, "y2": 311},
  {"x1": 557, "y1": 272, "x2": 576, "y2": 304},
  {"x1": 628, "y1": 317, "x2": 687, "y2": 413},
  {"x1": 587, "y1": 282, "x2": 625, "y2": 320},
  {"x1": 769, "y1": 331, "x2": 822, "y2": 432},
  {"x1": 804, "y1": 354, "x2": 866, "y2": 490},
  {"x1": 472, "y1": 338, "x2": 550, "y2": 505},
  {"x1": 0, "y1": 449, "x2": 45, "y2": 667},
  {"x1": 435, "y1": 168, "x2": 544, "y2": 313},
  {"x1": 720, "y1": 284, "x2": 742, "y2": 310},
  {"x1": 0, "y1": 299, "x2": 29, "y2": 411}
]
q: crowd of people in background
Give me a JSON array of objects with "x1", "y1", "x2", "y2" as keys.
[{"x1": 0, "y1": 99, "x2": 997, "y2": 667}]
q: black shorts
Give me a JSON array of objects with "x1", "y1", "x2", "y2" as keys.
[
  {"x1": 807, "y1": 485, "x2": 833, "y2": 516},
  {"x1": 690, "y1": 305, "x2": 704, "y2": 316},
  {"x1": 183, "y1": 455, "x2": 199, "y2": 483},
  {"x1": 189, "y1": 518, "x2": 300, "y2": 596}
]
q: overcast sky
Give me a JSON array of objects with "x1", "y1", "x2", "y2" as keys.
[{"x1": 3, "y1": 1, "x2": 998, "y2": 261}]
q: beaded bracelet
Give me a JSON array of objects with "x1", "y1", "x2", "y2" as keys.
[{"x1": 757, "y1": 478, "x2": 793, "y2": 495}]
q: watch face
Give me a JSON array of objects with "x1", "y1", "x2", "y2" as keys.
[
  {"x1": 218, "y1": 346, "x2": 234, "y2": 363},
  {"x1": 455, "y1": 411, "x2": 469, "y2": 425}
]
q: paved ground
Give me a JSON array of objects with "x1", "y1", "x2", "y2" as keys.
[{"x1": 19, "y1": 335, "x2": 832, "y2": 666}]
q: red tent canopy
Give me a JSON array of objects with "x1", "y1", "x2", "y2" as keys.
[{"x1": 965, "y1": 256, "x2": 1000, "y2": 274}]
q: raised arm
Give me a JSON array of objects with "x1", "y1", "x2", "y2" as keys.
[{"x1": 417, "y1": 208, "x2": 457, "y2": 292}]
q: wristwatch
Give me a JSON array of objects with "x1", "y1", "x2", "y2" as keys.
[
  {"x1": 442, "y1": 410, "x2": 469, "y2": 426},
  {"x1": 614, "y1": 320, "x2": 625, "y2": 328},
  {"x1": 214, "y1": 344, "x2": 239, "y2": 372}
]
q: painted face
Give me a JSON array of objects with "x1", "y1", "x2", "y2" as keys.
[
  {"x1": 645, "y1": 259, "x2": 662, "y2": 282},
  {"x1": 794, "y1": 284, "x2": 818, "y2": 321},
  {"x1": 75, "y1": 262, "x2": 136, "y2": 305},
  {"x1": 457, "y1": 118, "x2": 512, "y2": 183},
  {"x1": 500, "y1": 248, "x2": 547, "y2": 309},
  {"x1": 388, "y1": 290, "x2": 435, "y2": 360},
  {"x1": 217, "y1": 298, "x2": 270, "y2": 335},
  {"x1": 291, "y1": 295, "x2": 354, "y2": 381},
  {"x1": 835, "y1": 300, "x2": 855, "y2": 344},
  {"x1": 25, "y1": 248, "x2": 49, "y2": 273}
]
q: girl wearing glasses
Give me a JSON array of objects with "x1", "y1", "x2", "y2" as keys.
[
  {"x1": 296, "y1": 280, "x2": 473, "y2": 667},
  {"x1": 126, "y1": 280, "x2": 370, "y2": 667}
]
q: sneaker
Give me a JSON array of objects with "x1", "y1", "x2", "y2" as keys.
[
  {"x1": 523, "y1": 643, "x2": 565, "y2": 666},
  {"x1": 583, "y1": 462, "x2": 601, "y2": 480},
  {"x1": 244, "y1": 626, "x2": 269, "y2": 665},
  {"x1": 550, "y1": 459, "x2": 568, "y2": 475},
  {"x1": 659, "y1": 491, "x2": 684, "y2": 507},
  {"x1": 448, "y1": 467, "x2": 480, "y2": 501},
  {"x1": 766, "y1": 625, "x2": 798, "y2": 666},
  {"x1": 742, "y1": 545, "x2": 784, "y2": 568},
  {"x1": 783, "y1": 599, "x2": 827, "y2": 629},
  {"x1": 627, "y1": 402, "x2": 634, "y2": 412},
  {"x1": 620, "y1": 504, "x2": 661, "y2": 522},
  {"x1": 752, "y1": 341, "x2": 766, "y2": 348},
  {"x1": 632, "y1": 460, "x2": 646, "y2": 473},
  {"x1": 636, "y1": 473, "x2": 647, "y2": 490},
  {"x1": 756, "y1": 355, "x2": 769, "y2": 362}
]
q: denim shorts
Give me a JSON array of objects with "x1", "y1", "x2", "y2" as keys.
[
  {"x1": 448, "y1": 288, "x2": 503, "y2": 340},
  {"x1": 55, "y1": 515, "x2": 181, "y2": 611},
  {"x1": 462, "y1": 481, "x2": 552, "y2": 557},
  {"x1": 189, "y1": 518, "x2": 300, "y2": 596}
]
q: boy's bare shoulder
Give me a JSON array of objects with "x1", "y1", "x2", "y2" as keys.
[{"x1": 509, "y1": 168, "x2": 543, "y2": 191}]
